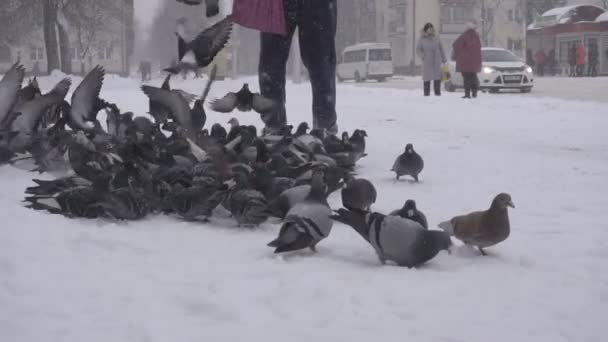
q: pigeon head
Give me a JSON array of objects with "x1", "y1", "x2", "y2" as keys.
[
  {"x1": 228, "y1": 117, "x2": 239, "y2": 128},
  {"x1": 492, "y1": 193, "x2": 515, "y2": 209},
  {"x1": 428, "y1": 231, "x2": 453, "y2": 254},
  {"x1": 403, "y1": 199, "x2": 417, "y2": 216},
  {"x1": 341, "y1": 131, "x2": 349, "y2": 141},
  {"x1": 405, "y1": 143, "x2": 415, "y2": 154},
  {"x1": 296, "y1": 122, "x2": 309, "y2": 134},
  {"x1": 242, "y1": 83, "x2": 250, "y2": 91}
]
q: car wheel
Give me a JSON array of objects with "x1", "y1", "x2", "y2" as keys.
[
  {"x1": 520, "y1": 87, "x2": 532, "y2": 93},
  {"x1": 355, "y1": 71, "x2": 362, "y2": 83},
  {"x1": 444, "y1": 81, "x2": 456, "y2": 92}
]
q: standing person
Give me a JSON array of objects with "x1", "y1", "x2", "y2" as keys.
[
  {"x1": 587, "y1": 43, "x2": 598, "y2": 77},
  {"x1": 576, "y1": 42, "x2": 586, "y2": 77},
  {"x1": 416, "y1": 23, "x2": 447, "y2": 96},
  {"x1": 452, "y1": 22, "x2": 482, "y2": 99},
  {"x1": 568, "y1": 44, "x2": 577, "y2": 77},
  {"x1": 534, "y1": 49, "x2": 546, "y2": 76},
  {"x1": 233, "y1": 0, "x2": 338, "y2": 135},
  {"x1": 547, "y1": 49, "x2": 556, "y2": 76}
]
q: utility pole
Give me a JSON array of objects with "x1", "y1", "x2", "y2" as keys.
[
  {"x1": 410, "y1": 0, "x2": 416, "y2": 75},
  {"x1": 481, "y1": 0, "x2": 486, "y2": 46}
]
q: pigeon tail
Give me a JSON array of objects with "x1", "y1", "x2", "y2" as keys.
[{"x1": 438, "y1": 220, "x2": 454, "y2": 235}]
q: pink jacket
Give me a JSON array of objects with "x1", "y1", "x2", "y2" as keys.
[{"x1": 231, "y1": 0, "x2": 287, "y2": 35}]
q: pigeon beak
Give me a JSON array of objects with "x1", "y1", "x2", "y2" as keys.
[{"x1": 508, "y1": 201, "x2": 515, "y2": 208}]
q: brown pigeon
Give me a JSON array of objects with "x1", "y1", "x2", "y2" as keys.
[{"x1": 438, "y1": 193, "x2": 514, "y2": 255}]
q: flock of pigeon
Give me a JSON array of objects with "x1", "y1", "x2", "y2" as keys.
[{"x1": 0, "y1": 4, "x2": 514, "y2": 268}]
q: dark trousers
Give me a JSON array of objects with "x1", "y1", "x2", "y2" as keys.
[
  {"x1": 259, "y1": 0, "x2": 337, "y2": 132},
  {"x1": 569, "y1": 64, "x2": 576, "y2": 77},
  {"x1": 462, "y1": 72, "x2": 479, "y2": 98},
  {"x1": 576, "y1": 64, "x2": 585, "y2": 77},
  {"x1": 536, "y1": 63, "x2": 544, "y2": 76},
  {"x1": 587, "y1": 63, "x2": 598, "y2": 77},
  {"x1": 423, "y1": 80, "x2": 441, "y2": 96}
]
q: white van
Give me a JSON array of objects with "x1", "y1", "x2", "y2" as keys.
[{"x1": 337, "y1": 43, "x2": 394, "y2": 82}]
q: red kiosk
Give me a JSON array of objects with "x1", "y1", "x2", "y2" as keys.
[{"x1": 527, "y1": 5, "x2": 608, "y2": 76}]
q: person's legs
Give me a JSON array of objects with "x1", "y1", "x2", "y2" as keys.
[
  {"x1": 423, "y1": 81, "x2": 430, "y2": 96},
  {"x1": 297, "y1": 0, "x2": 338, "y2": 133},
  {"x1": 471, "y1": 73, "x2": 479, "y2": 98},
  {"x1": 462, "y1": 72, "x2": 471, "y2": 98},
  {"x1": 258, "y1": 1, "x2": 297, "y2": 131},
  {"x1": 433, "y1": 80, "x2": 441, "y2": 96}
]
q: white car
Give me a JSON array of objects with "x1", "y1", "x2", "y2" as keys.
[
  {"x1": 337, "y1": 42, "x2": 394, "y2": 82},
  {"x1": 445, "y1": 47, "x2": 534, "y2": 93}
]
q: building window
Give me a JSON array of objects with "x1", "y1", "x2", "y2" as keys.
[
  {"x1": 441, "y1": 6, "x2": 468, "y2": 24},
  {"x1": 30, "y1": 47, "x2": 44, "y2": 61},
  {"x1": 389, "y1": 4, "x2": 407, "y2": 35},
  {"x1": 98, "y1": 45, "x2": 113, "y2": 60}
]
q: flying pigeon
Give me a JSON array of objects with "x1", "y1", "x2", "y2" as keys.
[
  {"x1": 164, "y1": 17, "x2": 232, "y2": 75},
  {"x1": 210, "y1": 83, "x2": 276, "y2": 114},
  {"x1": 439, "y1": 193, "x2": 514, "y2": 255},
  {"x1": 0, "y1": 63, "x2": 26, "y2": 129},
  {"x1": 69, "y1": 65, "x2": 106, "y2": 131}
]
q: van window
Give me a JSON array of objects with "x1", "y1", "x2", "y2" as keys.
[
  {"x1": 343, "y1": 50, "x2": 367, "y2": 63},
  {"x1": 369, "y1": 49, "x2": 391, "y2": 61}
]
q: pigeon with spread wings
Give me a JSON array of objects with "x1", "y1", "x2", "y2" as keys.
[
  {"x1": 164, "y1": 17, "x2": 232, "y2": 75},
  {"x1": 210, "y1": 83, "x2": 276, "y2": 114}
]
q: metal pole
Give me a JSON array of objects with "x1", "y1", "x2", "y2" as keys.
[{"x1": 411, "y1": 0, "x2": 416, "y2": 75}]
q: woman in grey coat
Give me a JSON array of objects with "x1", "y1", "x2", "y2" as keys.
[{"x1": 416, "y1": 23, "x2": 447, "y2": 96}]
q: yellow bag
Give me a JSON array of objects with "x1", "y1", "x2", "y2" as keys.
[{"x1": 442, "y1": 64, "x2": 451, "y2": 81}]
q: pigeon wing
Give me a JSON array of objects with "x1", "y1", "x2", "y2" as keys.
[
  {"x1": 188, "y1": 17, "x2": 233, "y2": 67},
  {"x1": 141, "y1": 86, "x2": 192, "y2": 128},
  {"x1": 210, "y1": 93, "x2": 238, "y2": 113},
  {"x1": 0, "y1": 63, "x2": 26, "y2": 125},
  {"x1": 252, "y1": 94, "x2": 277, "y2": 114},
  {"x1": 200, "y1": 64, "x2": 217, "y2": 102},
  {"x1": 70, "y1": 66, "x2": 105, "y2": 130}
]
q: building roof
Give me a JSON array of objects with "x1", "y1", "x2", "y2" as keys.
[
  {"x1": 597, "y1": 11, "x2": 608, "y2": 22},
  {"x1": 532, "y1": 4, "x2": 606, "y2": 28}
]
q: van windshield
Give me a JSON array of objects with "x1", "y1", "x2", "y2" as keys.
[
  {"x1": 482, "y1": 50, "x2": 519, "y2": 62},
  {"x1": 369, "y1": 49, "x2": 392, "y2": 61}
]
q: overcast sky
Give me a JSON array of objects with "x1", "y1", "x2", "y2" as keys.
[{"x1": 134, "y1": 0, "x2": 163, "y2": 30}]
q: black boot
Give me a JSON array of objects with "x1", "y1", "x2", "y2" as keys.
[
  {"x1": 423, "y1": 81, "x2": 430, "y2": 96},
  {"x1": 433, "y1": 80, "x2": 441, "y2": 96}
]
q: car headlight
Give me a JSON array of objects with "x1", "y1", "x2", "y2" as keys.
[
  {"x1": 483, "y1": 66, "x2": 495, "y2": 74},
  {"x1": 525, "y1": 66, "x2": 533, "y2": 73}
]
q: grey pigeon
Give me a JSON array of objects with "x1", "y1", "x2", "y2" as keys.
[
  {"x1": 70, "y1": 65, "x2": 105, "y2": 131},
  {"x1": 164, "y1": 17, "x2": 232, "y2": 74},
  {"x1": 438, "y1": 193, "x2": 514, "y2": 256},
  {"x1": 268, "y1": 170, "x2": 333, "y2": 253},
  {"x1": 165, "y1": 183, "x2": 229, "y2": 221},
  {"x1": 391, "y1": 143, "x2": 424, "y2": 181},
  {"x1": 24, "y1": 186, "x2": 104, "y2": 219},
  {"x1": 175, "y1": 0, "x2": 219, "y2": 17},
  {"x1": 331, "y1": 209, "x2": 452, "y2": 267},
  {"x1": 341, "y1": 176, "x2": 377, "y2": 212},
  {"x1": 211, "y1": 83, "x2": 276, "y2": 114},
  {"x1": 9, "y1": 78, "x2": 72, "y2": 152},
  {"x1": 390, "y1": 199, "x2": 428, "y2": 229},
  {"x1": 224, "y1": 172, "x2": 270, "y2": 226},
  {"x1": 141, "y1": 85, "x2": 196, "y2": 135},
  {"x1": 267, "y1": 184, "x2": 310, "y2": 219},
  {"x1": 0, "y1": 63, "x2": 25, "y2": 129},
  {"x1": 92, "y1": 187, "x2": 150, "y2": 221}
]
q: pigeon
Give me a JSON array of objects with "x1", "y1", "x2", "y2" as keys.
[
  {"x1": 438, "y1": 193, "x2": 514, "y2": 255},
  {"x1": 9, "y1": 78, "x2": 72, "y2": 152},
  {"x1": 164, "y1": 17, "x2": 232, "y2": 75},
  {"x1": 0, "y1": 63, "x2": 26, "y2": 129},
  {"x1": 267, "y1": 184, "x2": 310, "y2": 219},
  {"x1": 141, "y1": 85, "x2": 196, "y2": 135},
  {"x1": 24, "y1": 186, "x2": 104, "y2": 218},
  {"x1": 210, "y1": 83, "x2": 276, "y2": 114},
  {"x1": 390, "y1": 199, "x2": 428, "y2": 229},
  {"x1": 92, "y1": 187, "x2": 150, "y2": 220},
  {"x1": 69, "y1": 65, "x2": 106, "y2": 131},
  {"x1": 268, "y1": 170, "x2": 333, "y2": 253},
  {"x1": 331, "y1": 209, "x2": 452, "y2": 267},
  {"x1": 341, "y1": 176, "x2": 377, "y2": 212},
  {"x1": 391, "y1": 143, "x2": 424, "y2": 181},
  {"x1": 224, "y1": 172, "x2": 270, "y2": 226},
  {"x1": 177, "y1": 0, "x2": 219, "y2": 17},
  {"x1": 165, "y1": 182, "x2": 228, "y2": 221}
]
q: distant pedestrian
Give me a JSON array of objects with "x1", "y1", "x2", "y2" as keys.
[
  {"x1": 576, "y1": 43, "x2": 586, "y2": 77},
  {"x1": 568, "y1": 44, "x2": 577, "y2": 77},
  {"x1": 587, "y1": 43, "x2": 598, "y2": 77},
  {"x1": 452, "y1": 21, "x2": 481, "y2": 99},
  {"x1": 138, "y1": 60, "x2": 151, "y2": 82},
  {"x1": 416, "y1": 23, "x2": 447, "y2": 96},
  {"x1": 547, "y1": 49, "x2": 556, "y2": 76},
  {"x1": 526, "y1": 49, "x2": 535, "y2": 70},
  {"x1": 534, "y1": 49, "x2": 546, "y2": 76}
]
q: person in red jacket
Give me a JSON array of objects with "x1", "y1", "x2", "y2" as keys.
[
  {"x1": 534, "y1": 49, "x2": 546, "y2": 76},
  {"x1": 452, "y1": 22, "x2": 482, "y2": 99},
  {"x1": 576, "y1": 43, "x2": 586, "y2": 77}
]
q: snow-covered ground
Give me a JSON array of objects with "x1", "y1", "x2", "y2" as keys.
[{"x1": 1, "y1": 73, "x2": 607, "y2": 342}]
